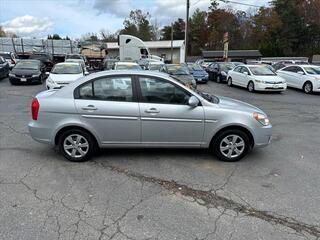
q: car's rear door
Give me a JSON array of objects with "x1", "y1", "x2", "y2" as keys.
[
  {"x1": 136, "y1": 75, "x2": 205, "y2": 146},
  {"x1": 74, "y1": 75, "x2": 141, "y2": 145}
]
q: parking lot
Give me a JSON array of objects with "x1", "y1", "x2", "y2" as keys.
[{"x1": 0, "y1": 77, "x2": 319, "y2": 239}]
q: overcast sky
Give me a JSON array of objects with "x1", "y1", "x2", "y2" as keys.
[{"x1": 0, "y1": 0, "x2": 270, "y2": 39}]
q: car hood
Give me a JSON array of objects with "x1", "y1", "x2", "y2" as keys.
[
  {"x1": 170, "y1": 74, "x2": 194, "y2": 84},
  {"x1": 49, "y1": 73, "x2": 83, "y2": 83},
  {"x1": 11, "y1": 68, "x2": 39, "y2": 75},
  {"x1": 218, "y1": 96, "x2": 265, "y2": 114},
  {"x1": 192, "y1": 70, "x2": 208, "y2": 76},
  {"x1": 254, "y1": 75, "x2": 284, "y2": 82}
]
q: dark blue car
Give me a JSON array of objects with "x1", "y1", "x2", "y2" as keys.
[{"x1": 186, "y1": 63, "x2": 209, "y2": 83}]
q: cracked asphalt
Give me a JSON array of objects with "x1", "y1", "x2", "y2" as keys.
[{"x1": 0, "y1": 77, "x2": 319, "y2": 240}]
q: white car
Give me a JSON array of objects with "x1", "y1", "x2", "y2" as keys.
[
  {"x1": 113, "y1": 62, "x2": 142, "y2": 70},
  {"x1": 46, "y1": 62, "x2": 86, "y2": 89},
  {"x1": 276, "y1": 65, "x2": 320, "y2": 93},
  {"x1": 227, "y1": 65, "x2": 287, "y2": 92}
]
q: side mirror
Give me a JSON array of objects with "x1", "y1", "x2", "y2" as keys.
[
  {"x1": 243, "y1": 71, "x2": 249, "y2": 75},
  {"x1": 297, "y1": 71, "x2": 304, "y2": 75},
  {"x1": 188, "y1": 96, "x2": 200, "y2": 108},
  {"x1": 84, "y1": 71, "x2": 89, "y2": 75}
]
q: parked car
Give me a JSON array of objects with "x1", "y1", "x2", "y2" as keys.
[
  {"x1": 28, "y1": 71, "x2": 272, "y2": 162},
  {"x1": 160, "y1": 64, "x2": 196, "y2": 89},
  {"x1": 29, "y1": 53, "x2": 54, "y2": 71},
  {"x1": 113, "y1": 62, "x2": 142, "y2": 70},
  {"x1": 66, "y1": 54, "x2": 88, "y2": 66},
  {"x1": 272, "y1": 61, "x2": 309, "y2": 71},
  {"x1": 46, "y1": 62, "x2": 86, "y2": 89},
  {"x1": 277, "y1": 65, "x2": 320, "y2": 93},
  {"x1": 146, "y1": 61, "x2": 164, "y2": 71},
  {"x1": 9, "y1": 60, "x2": 45, "y2": 85},
  {"x1": 207, "y1": 62, "x2": 235, "y2": 83},
  {"x1": 186, "y1": 63, "x2": 209, "y2": 83},
  {"x1": 0, "y1": 56, "x2": 10, "y2": 79},
  {"x1": 102, "y1": 58, "x2": 119, "y2": 70},
  {"x1": 227, "y1": 65, "x2": 287, "y2": 92},
  {"x1": 65, "y1": 58, "x2": 87, "y2": 72},
  {"x1": 231, "y1": 62, "x2": 244, "y2": 67},
  {"x1": 195, "y1": 59, "x2": 215, "y2": 70},
  {"x1": 0, "y1": 51, "x2": 17, "y2": 69}
]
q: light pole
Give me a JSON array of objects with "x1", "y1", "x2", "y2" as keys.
[{"x1": 184, "y1": 0, "x2": 190, "y2": 63}]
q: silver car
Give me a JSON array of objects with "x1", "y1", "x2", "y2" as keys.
[{"x1": 29, "y1": 71, "x2": 272, "y2": 162}]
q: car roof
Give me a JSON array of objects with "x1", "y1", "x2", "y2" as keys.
[
  {"x1": 116, "y1": 62, "x2": 139, "y2": 65},
  {"x1": 56, "y1": 62, "x2": 81, "y2": 66},
  {"x1": 17, "y1": 59, "x2": 41, "y2": 63}
]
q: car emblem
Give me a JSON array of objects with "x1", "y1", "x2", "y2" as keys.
[{"x1": 22, "y1": 75, "x2": 25, "y2": 78}]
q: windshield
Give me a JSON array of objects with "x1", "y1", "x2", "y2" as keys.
[
  {"x1": 149, "y1": 64, "x2": 163, "y2": 70},
  {"x1": 14, "y1": 61, "x2": 39, "y2": 70},
  {"x1": 116, "y1": 64, "x2": 141, "y2": 70},
  {"x1": 249, "y1": 66, "x2": 276, "y2": 76},
  {"x1": 0, "y1": 53, "x2": 11, "y2": 59},
  {"x1": 303, "y1": 66, "x2": 320, "y2": 75},
  {"x1": 52, "y1": 64, "x2": 82, "y2": 74},
  {"x1": 220, "y1": 63, "x2": 234, "y2": 72},
  {"x1": 188, "y1": 64, "x2": 203, "y2": 71},
  {"x1": 66, "y1": 55, "x2": 82, "y2": 59},
  {"x1": 167, "y1": 65, "x2": 190, "y2": 75}
]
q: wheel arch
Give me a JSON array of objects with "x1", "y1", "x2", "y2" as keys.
[
  {"x1": 209, "y1": 125, "x2": 255, "y2": 149},
  {"x1": 54, "y1": 125, "x2": 100, "y2": 146}
]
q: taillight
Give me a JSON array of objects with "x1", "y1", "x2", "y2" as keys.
[{"x1": 31, "y1": 98, "x2": 40, "y2": 120}]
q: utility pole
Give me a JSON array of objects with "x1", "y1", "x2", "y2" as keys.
[
  {"x1": 171, "y1": 23, "x2": 173, "y2": 63},
  {"x1": 184, "y1": 0, "x2": 190, "y2": 63}
]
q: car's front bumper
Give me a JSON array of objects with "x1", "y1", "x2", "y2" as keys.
[
  {"x1": 255, "y1": 82, "x2": 287, "y2": 91},
  {"x1": 194, "y1": 76, "x2": 209, "y2": 83},
  {"x1": 9, "y1": 75, "x2": 41, "y2": 84},
  {"x1": 253, "y1": 124, "x2": 272, "y2": 148}
]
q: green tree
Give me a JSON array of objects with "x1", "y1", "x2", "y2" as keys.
[
  {"x1": 189, "y1": 9, "x2": 208, "y2": 55},
  {"x1": 120, "y1": 10, "x2": 153, "y2": 41},
  {"x1": 161, "y1": 18, "x2": 185, "y2": 40}
]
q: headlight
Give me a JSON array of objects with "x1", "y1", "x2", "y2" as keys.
[
  {"x1": 255, "y1": 79, "x2": 265, "y2": 83},
  {"x1": 253, "y1": 112, "x2": 270, "y2": 126},
  {"x1": 9, "y1": 73, "x2": 15, "y2": 77},
  {"x1": 32, "y1": 74, "x2": 40, "y2": 77}
]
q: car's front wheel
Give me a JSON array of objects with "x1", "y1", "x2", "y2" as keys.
[
  {"x1": 227, "y1": 77, "x2": 232, "y2": 87},
  {"x1": 248, "y1": 81, "x2": 255, "y2": 92},
  {"x1": 303, "y1": 81, "x2": 313, "y2": 94},
  {"x1": 58, "y1": 129, "x2": 96, "y2": 162},
  {"x1": 212, "y1": 129, "x2": 250, "y2": 162}
]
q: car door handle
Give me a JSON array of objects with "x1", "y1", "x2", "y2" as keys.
[
  {"x1": 82, "y1": 105, "x2": 98, "y2": 111},
  {"x1": 145, "y1": 108, "x2": 160, "y2": 114}
]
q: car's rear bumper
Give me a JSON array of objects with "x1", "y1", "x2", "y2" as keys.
[{"x1": 28, "y1": 121, "x2": 53, "y2": 145}]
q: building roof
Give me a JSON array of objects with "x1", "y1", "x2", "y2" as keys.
[
  {"x1": 107, "y1": 40, "x2": 185, "y2": 49},
  {"x1": 202, "y1": 50, "x2": 262, "y2": 58}
]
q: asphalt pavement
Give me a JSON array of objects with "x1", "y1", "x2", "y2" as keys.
[{"x1": 0, "y1": 77, "x2": 319, "y2": 240}]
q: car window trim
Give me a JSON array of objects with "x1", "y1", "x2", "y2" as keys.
[
  {"x1": 134, "y1": 74, "x2": 197, "y2": 106},
  {"x1": 74, "y1": 74, "x2": 138, "y2": 102}
]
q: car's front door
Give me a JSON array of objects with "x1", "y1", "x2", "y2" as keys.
[
  {"x1": 137, "y1": 76, "x2": 205, "y2": 146},
  {"x1": 239, "y1": 67, "x2": 250, "y2": 87},
  {"x1": 74, "y1": 75, "x2": 140, "y2": 145}
]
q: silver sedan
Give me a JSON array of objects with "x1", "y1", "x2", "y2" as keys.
[{"x1": 28, "y1": 70, "x2": 272, "y2": 162}]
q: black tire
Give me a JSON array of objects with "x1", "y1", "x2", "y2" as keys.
[
  {"x1": 227, "y1": 77, "x2": 232, "y2": 87},
  {"x1": 303, "y1": 81, "x2": 313, "y2": 94},
  {"x1": 212, "y1": 129, "x2": 250, "y2": 162},
  {"x1": 216, "y1": 75, "x2": 221, "y2": 83},
  {"x1": 247, "y1": 81, "x2": 255, "y2": 92},
  {"x1": 58, "y1": 129, "x2": 96, "y2": 162}
]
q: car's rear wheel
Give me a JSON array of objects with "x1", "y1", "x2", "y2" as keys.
[
  {"x1": 303, "y1": 81, "x2": 313, "y2": 94},
  {"x1": 227, "y1": 77, "x2": 232, "y2": 87},
  {"x1": 58, "y1": 129, "x2": 96, "y2": 162},
  {"x1": 248, "y1": 81, "x2": 255, "y2": 92},
  {"x1": 212, "y1": 129, "x2": 250, "y2": 162}
]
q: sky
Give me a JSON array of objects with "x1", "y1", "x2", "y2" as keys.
[{"x1": 0, "y1": 0, "x2": 270, "y2": 39}]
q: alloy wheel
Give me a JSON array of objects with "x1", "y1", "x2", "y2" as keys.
[
  {"x1": 304, "y1": 82, "x2": 312, "y2": 93},
  {"x1": 219, "y1": 135, "x2": 245, "y2": 159},
  {"x1": 63, "y1": 134, "x2": 89, "y2": 159}
]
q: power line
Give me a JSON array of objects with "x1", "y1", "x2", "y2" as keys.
[{"x1": 218, "y1": 0, "x2": 263, "y2": 8}]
